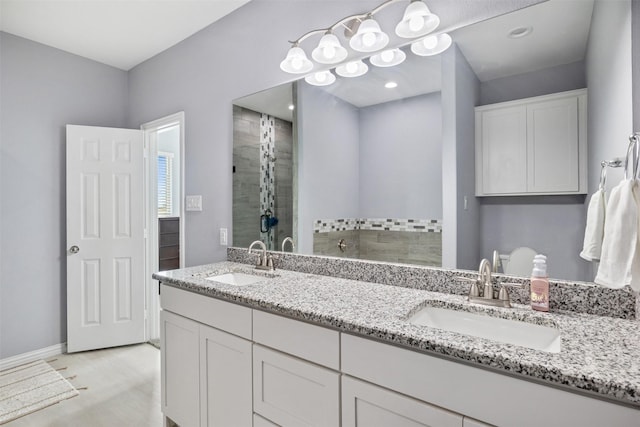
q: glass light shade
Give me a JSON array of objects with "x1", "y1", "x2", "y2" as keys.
[
  {"x1": 349, "y1": 18, "x2": 389, "y2": 52},
  {"x1": 304, "y1": 70, "x2": 336, "y2": 86},
  {"x1": 411, "y1": 33, "x2": 452, "y2": 56},
  {"x1": 280, "y1": 46, "x2": 313, "y2": 74},
  {"x1": 395, "y1": 1, "x2": 440, "y2": 38},
  {"x1": 370, "y1": 48, "x2": 406, "y2": 67},
  {"x1": 335, "y1": 60, "x2": 368, "y2": 78},
  {"x1": 312, "y1": 33, "x2": 348, "y2": 64}
]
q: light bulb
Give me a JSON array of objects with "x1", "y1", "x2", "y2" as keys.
[
  {"x1": 323, "y1": 45, "x2": 336, "y2": 59},
  {"x1": 345, "y1": 62, "x2": 358, "y2": 74},
  {"x1": 288, "y1": 104, "x2": 294, "y2": 111},
  {"x1": 422, "y1": 36, "x2": 438, "y2": 49},
  {"x1": 409, "y1": 15, "x2": 424, "y2": 32},
  {"x1": 291, "y1": 57, "x2": 303, "y2": 70},
  {"x1": 315, "y1": 72, "x2": 326, "y2": 83},
  {"x1": 380, "y1": 50, "x2": 394, "y2": 63},
  {"x1": 362, "y1": 32, "x2": 376, "y2": 47}
]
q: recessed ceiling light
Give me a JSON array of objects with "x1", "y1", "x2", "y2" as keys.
[
  {"x1": 385, "y1": 81, "x2": 398, "y2": 89},
  {"x1": 508, "y1": 26, "x2": 533, "y2": 39}
]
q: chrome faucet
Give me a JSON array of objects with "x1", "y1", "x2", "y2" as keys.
[
  {"x1": 281, "y1": 237, "x2": 295, "y2": 252},
  {"x1": 457, "y1": 259, "x2": 522, "y2": 308},
  {"x1": 248, "y1": 240, "x2": 274, "y2": 271}
]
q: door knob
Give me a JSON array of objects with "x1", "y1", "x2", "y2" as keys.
[{"x1": 69, "y1": 245, "x2": 80, "y2": 254}]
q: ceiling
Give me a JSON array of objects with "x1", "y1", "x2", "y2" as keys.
[{"x1": 0, "y1": 0, "x2": 251, "y2": 70}]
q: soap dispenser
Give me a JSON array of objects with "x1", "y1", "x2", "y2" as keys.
[{"x1": 530, "y1": 254, "x2": 549, "y2": 312}]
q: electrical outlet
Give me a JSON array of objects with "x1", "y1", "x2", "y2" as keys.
[{"x1": 220, "y1": 228, "x2": 228, "y2": 246}]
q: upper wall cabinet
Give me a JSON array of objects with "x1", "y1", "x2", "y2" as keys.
[{"x1": 475, "y1": 89, "x2": 587, "y2": 196}]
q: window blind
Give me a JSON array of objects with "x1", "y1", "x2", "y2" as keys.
[{"x1": 158, "y1": 152, "x2": 174, "y2": 216}]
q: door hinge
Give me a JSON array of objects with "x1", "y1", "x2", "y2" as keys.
[
  {"x1": 144, "y1": 309, "x2": 148, "y2": 321},
  {"x1": 143, "y1": 228, "x2": 148, "y2": 239}
]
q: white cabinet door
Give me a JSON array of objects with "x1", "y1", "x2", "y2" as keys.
[
  {"x1": 342, "y1": 376, "x2": 463, "y2": 427},
  {"x1": 199, "y1": 324, "x2": 252, "y2": 427},
  {"x1": 253, "y1": 344, "x2": 340, "y2": 427},
  {"x1": 526, "y1": 96, "x2": 579, "y2": 193},
  {"x1": 477, "y1": 105, "x2": 527, "y2": 195},
  {"x1": 161, "y1": 310, "x2": 200, "y2": 427}
]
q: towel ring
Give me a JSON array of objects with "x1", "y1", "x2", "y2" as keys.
[
  {"x1": 625, "y1": 133, "x2": 640, "y2": 180},
  {"x1": 598, "y1": 162, "x2": 607, "y2": 190}
]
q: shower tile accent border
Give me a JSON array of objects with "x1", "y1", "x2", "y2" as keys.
[
  {"x1": 227, "y1": 247, "x2": 637, "y2": 320},
  {"x1": 314, "y1": 217, "x2": 443, "y2": 233}
]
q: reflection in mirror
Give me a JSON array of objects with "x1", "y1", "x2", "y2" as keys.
[
  {"x1": 232, "y1": 84, "x2": 294, "y2": 251},
  {"x1": 232, "y1": 0, "x2": 633, "y2": 283}
]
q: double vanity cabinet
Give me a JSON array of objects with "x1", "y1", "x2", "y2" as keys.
[
  {"x1": 158, "y1": 276, "x2": 639, "y2": 427},
  {"x1": 160, "y1": 284, "x2": 489, "y2": 427}
]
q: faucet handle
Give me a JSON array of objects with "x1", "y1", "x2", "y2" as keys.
[{"x1": 456, "y1": 276, "x2": 480, "y2": 297}]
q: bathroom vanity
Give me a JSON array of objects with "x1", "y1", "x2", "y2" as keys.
[{"x1": 154, "y1": 255, "x2": 640, "y2": 427}]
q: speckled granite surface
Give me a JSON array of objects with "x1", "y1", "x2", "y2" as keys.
[
  {"x1": 154, "y1": 261, "x2": 640, "y2": 408},
  {"x1": 228, "y1": 247, "x2": 638, "y2": 319}
]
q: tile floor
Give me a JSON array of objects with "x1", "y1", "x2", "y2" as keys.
[{"x1": 7, "y1": 343, "x2": 162, "y2": 427}]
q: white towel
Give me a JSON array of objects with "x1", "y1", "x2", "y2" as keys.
[
  {"x1": 580, "y1": 189, "x2": 606, "y2": 261},
  {"x1": 595, "y1": 180, "x2": 640, "y2": 291}
]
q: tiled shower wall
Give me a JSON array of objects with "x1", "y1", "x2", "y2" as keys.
[
  {"x1": 313, "y1": 218, "x2": 442, "y2": 266},
  {"x1": 233, "y1": 106, "x2": 292, "y2": 249}
]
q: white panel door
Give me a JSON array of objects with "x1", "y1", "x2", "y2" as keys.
[{"x1": 66, "y1": 124, "x2": 145, "y2": 353}]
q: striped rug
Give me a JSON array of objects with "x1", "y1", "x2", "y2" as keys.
[{"x1": 0, "y1": 360, "x2": 79, "y2": 424}]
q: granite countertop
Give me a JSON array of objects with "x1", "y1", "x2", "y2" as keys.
[{"x1": 154, "y1": 261, "x2": 640, "y2": 408}]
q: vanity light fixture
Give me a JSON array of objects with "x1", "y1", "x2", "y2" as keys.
[
  {"x1": 304, "y1": 70, "x2": 336, "y2": 86},
  {"x1": 349, "y1": 15, "x2": 389, "y2": 53},
  {"x1": 395, "y1": 0, "x2": 440, "y2": 38},
  {"x1": 411, "y1": 33, "x2": 452, "y2": 56},
  {"x1": 370, "y1": 48, "x2": 406, "y2": 67},
  {"x1": 281, "y1": 0, "x2": 451, "y2": 87},
  {"x1": 312, "y1": 32, "x2": 348, "y2": 64},
  {"x1": 279, "y1": 45, "x2": 313, "y2": 74},
  {"x1": 335, "y1": 60, "x2": 369, "y2": 78}
]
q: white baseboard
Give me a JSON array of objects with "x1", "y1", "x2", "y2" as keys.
[{"x1": 0, "y1": 343, "x2": 67, "y2": 371}]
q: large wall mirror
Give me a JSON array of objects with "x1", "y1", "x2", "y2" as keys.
[{"x1": 233, "y1": 0, "x2": 633, "y2": 283}]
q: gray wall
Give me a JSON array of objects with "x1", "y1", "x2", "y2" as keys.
[
  {"x1": 441, "y1": 44, "x2": 481, "y2": 270},
  {"x1": 480, "y1": 61, "x2": 586, "y2": 105},
  {"x1": 359, "y1": 93, "x2": 443, "y2": 219},
  {"x1": 0, "y1": 33, "x2": 129, "y2": 358},
  {"x1": 297, "y1": 84, "x2": 360, "y2": 254},
  {"x1": 586, "y1": 0, "x2": 633, "y2": 194},
  {"x1": 635, "y1": 0, "x2": 640, "y2": 130}
]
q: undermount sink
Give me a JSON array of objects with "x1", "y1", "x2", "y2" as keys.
[
  {"x1": 205, "y1": 272, "x2": 270, "y2": 286},
  {"x1": 408, "y1": 306, "x2": 561, "y2": 353}
]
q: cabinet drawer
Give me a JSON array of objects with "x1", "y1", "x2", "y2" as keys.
[
  {"x1": 342, "y1": 376, "x2": 463, "y2": 427},
  {"x1": 160, "y1": 284, "x2": 252, "y2": 339},
  {"x1": 253, "y1": 344, "x2": 340, "y2": 427},
  {"x1": 253, "y1": 310, "x2": 339, "y2": 369}
]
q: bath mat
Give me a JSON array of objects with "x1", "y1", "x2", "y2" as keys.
[{"x1": 0, "y1": 360, "x2": 79, "y2": 424}]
